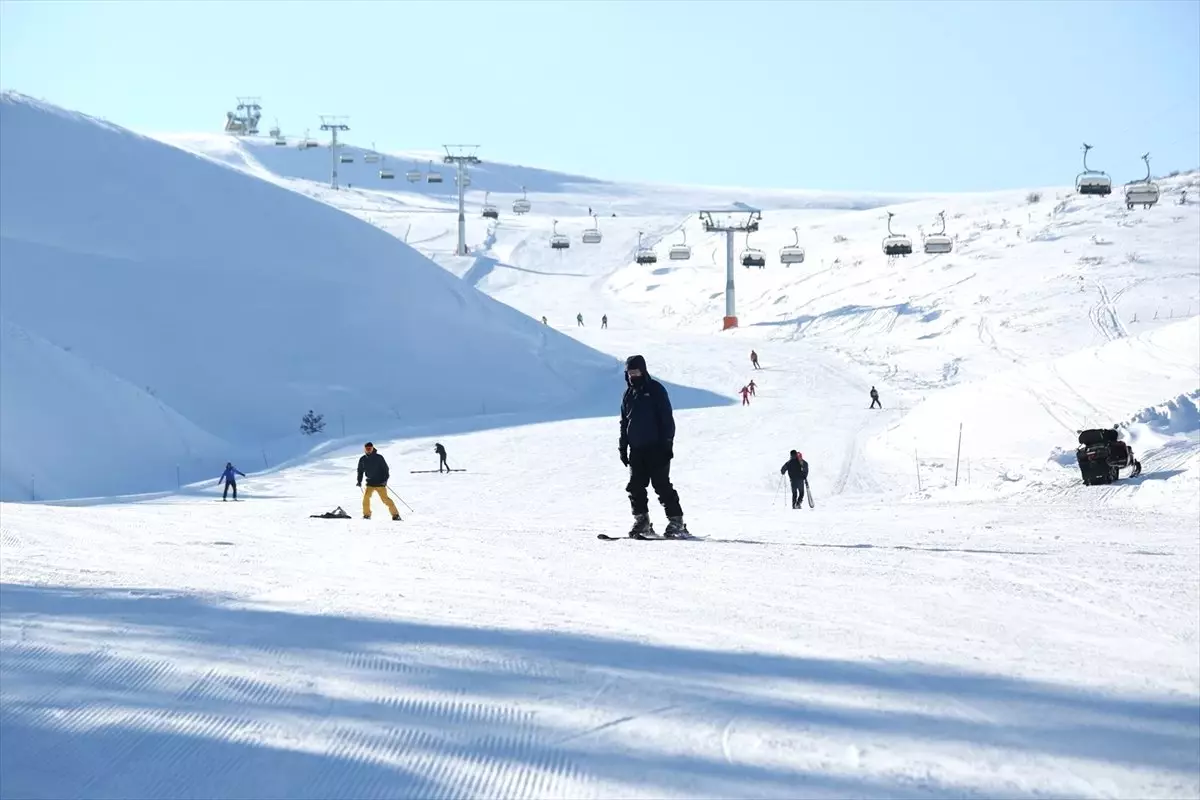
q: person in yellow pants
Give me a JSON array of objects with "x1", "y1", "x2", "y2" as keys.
[{"x1": 356, "y1": 442, "x2": 401, "y2": 520}]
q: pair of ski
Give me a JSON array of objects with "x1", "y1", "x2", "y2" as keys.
[{"x1": 598, "y1": 531, "x2": 705, "y2": 542}]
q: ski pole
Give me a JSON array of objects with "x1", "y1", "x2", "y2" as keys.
[
  {"x1": 388, "y1": 486, "x2": 414, "y2": 512},
  {"x1": 772, "y1": 474, "x2": 783, "y2": 507}
]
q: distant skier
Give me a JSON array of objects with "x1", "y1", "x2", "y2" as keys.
[
  {"x1": 748, "y1": 379, "x2": 757, "y2": 397},
  {"x1": 740, "y1": 385, "x2": 751, "y2": 406},
  {"x1": 356, "y1": 442, "x2": 401, "y2": 520},
  {"x1": 218, "y1": 462, "x2": 245, "y2": 501},
  {"x1": 620, "y1": 354, "x2": 689, "y2": 539},
  {"x1": 601, "y1": 314, "x2": 608, "y2": 329},
  {"x1": 434, "y1": 442, "x2": 450, "y2": 473},
  {"x1": 542, "y1": 316, "x2": 548, "y2": 325},
  {"x1": 577, "y1": 313, "x2": 584, "y2": 327},
  {"x1": 750, "y1": 350, "x2": 761, "y2": 370},
  {"x1": 780, "y1": 450, "x2": 809, "y2": 509},
  {"x1": 869, "y1": 386, "x2": 882, "y2": 409}
]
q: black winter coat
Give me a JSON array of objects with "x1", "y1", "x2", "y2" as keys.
[
  {"x1": 620, "y1": 378, "x2": 676, "y2": 451},
  {"x1": 781, "y1": 457, "x2": 809, "y2": 484},
  {"x1": 357, "y1": 451, "x2": 390, "y2": 486}
]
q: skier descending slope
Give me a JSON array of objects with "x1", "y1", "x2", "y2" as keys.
[
  {"x1": 619, "y1": 355, "x2": 690, "y2": 539},
  {"x1": 780, "y1": 450, "x2": 809, "y2": 509},
  {"x1": 218, "y1": 462, "x2": 245, "y2": 501},
  {"x1": 357, "y1": 442, "x2": 401, "y2": 521}
]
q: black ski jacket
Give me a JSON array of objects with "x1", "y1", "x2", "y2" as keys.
[
  {"x1": 781, "y1": 457, "x2": 809, "y2": 484},
  {"x1": 620, "y1": 378, "x2": 676, "y2": 451},
  {"x1": 357, "y1": 451, "x2": 390, "y2": 486}
]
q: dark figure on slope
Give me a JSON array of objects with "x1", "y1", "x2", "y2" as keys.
[
  {"x1": 740, "y1": 385, "x2": 751, "y2": 406},
  {"x1": 577, "y1": 313, "x2": 584, "y2": 327},
  {"x1": 434, "y1": 442, "x2": 450, "y2": 473},
  {"x1": 218, "y1": 462, "x2": 245, "y2": 501},
  {"x1": 357, "y1": 442, "x2": 401, "y2": 520},
  {"x1": 602, "y1": 314, "x2": 608, "y2": 329},
  {"x1": 780, "y1": 450, "x2": 809, "y2": 509},
  {"x1": 748, "y1": 380, "x2": 756, "y2": 396},
  {"x1": 619, "y1": 354, "x2": 689, "y2": 538},
  {"x1": 750, "y1": 350, "x2": 761, "y2": 370},
  {"x1": 869, "y1": 386, "x2": 882, "y2": 409}
]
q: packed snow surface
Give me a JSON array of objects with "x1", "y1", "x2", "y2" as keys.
[{"x1": 2, "y1": 102, "x2": 1198, "y2": 798}]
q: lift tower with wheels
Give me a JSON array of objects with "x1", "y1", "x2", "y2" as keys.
[
  {"x1": 699, "y1": 203, "x2": 763, "y2": 330},
  {"x1": 443, "y1": 145, "x2": 482, "y2": 256},
  {"x1": 319, "y1": 115, "x2": 350, "y2": 190}
]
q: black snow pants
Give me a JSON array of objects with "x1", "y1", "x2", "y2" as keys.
[
  {"x1": 791, "y1": 481, "x2": 805, "y2": 507},
  {"x1": 439, "y1": 454, "x2": 449, "y2": 473},
  {"x1": 223, "y1": 480, "x2": 237, "y2": 500},
  {"x1": 870, "y1": 396, "x2": 882, "y2": 409},
  {"x1": 627, "y1": 446, "x2": 683, "y2": 518}
]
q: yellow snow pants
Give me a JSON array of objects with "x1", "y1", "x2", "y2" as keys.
[{"x1": 362, "y1": 485, "x2": 398, "y2": 518}]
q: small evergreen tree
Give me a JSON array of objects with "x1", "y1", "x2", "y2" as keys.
[{"x1": 300, "y1": 409, "x2": 325, "y2": 435}]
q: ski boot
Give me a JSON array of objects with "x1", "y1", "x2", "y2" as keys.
[
  {"x1": 628, "y1": 513, "x2": 654, "y2": 539},
  {"x1": 663, "y1": 516, "x2": 690, "y2": 539},
  {"x1": 392, "y1": 514, "x2": 402, "y2": 521}
]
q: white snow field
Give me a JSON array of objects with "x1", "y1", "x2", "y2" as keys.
[
  {"x1": 1, "y1": 97, "x2": 1198, "y2": 799},
  {"x1": 0, "y1": 93, "x2": 715, "y2": 502}
]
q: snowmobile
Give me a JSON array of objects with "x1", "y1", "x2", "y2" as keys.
[{"x1": 1075, "y1": 429, "x2": 1142, "y2": 485}]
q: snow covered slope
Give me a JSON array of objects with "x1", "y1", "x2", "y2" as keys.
[{"x1": 0, "y1": 93, "x2": 724, "y2": 501}]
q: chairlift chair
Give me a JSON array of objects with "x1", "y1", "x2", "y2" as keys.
[
  {"x1": 1076, "y1": 143, "x2": 1112, "y2": 196},
  {"x1": 426, "y1": 161, "x2": 444, "y2": 184},
  {"x1": 922, "y1": 211, "x2": 953, "y2": 254},
  {"x1": 274, "y1": 136, "x2": 287, "y2": 146},
  {"x1": 740, "y1": 230, "x2": 766, "y2": 268},
  {"x1": 405, "y1": 162, "x2": 422, "y2": 182},
  {"x1": 882, "y1": 212, "x2": 913, "y2": 257},
  {"x1": 635, "y1": 232, "x2": 657, "y2": 265},
  {"x1": 482, "y1": 191, "x2": 499, "y2": 220},
  {"x1": 339, "y1": 153, "x2": 354, "y2": 164},
  {"x1": 582, "y1": 214, "x2": 602, "y2": 244},
  {"x1": 550, "y1": 219, "x2": 570, "y2": 250},
  {"x1": 668, "y1": 228, "x2": 691, "y2": 261},
  {"x1": 1124, "y1": 153, "x2": 1160, "y2": 209},
  {"x1": 378, "y1": 157, "x2": 394, "y2": 180},
  {"x1": 513, "y1": 186, "x2": 532, "y2": 215},
  {"x1": 779, "y1": 227, "x2": 806, "y2": 265},
  {"x1": 365, "y1": 143, "x2": 380, "y2": 164}
]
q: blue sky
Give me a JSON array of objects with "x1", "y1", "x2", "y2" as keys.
[{"x1": 2, "y1": 0, "x2": 1197, "y2": 192}]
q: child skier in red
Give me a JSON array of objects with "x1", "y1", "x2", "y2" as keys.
[
  {"x1": 740, "y1": 386, "x2": 751, "y2": 405},
  {"x1": 748, "y1": 380, "x2": 756, "y2": 396}
]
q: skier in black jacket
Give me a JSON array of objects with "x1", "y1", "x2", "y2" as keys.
[
  {"x1": 434, "y1": 442, "x2": 449, "y2": 473},
  {"x1": 356, "y1": 442, "x2": 401, "y2": 520},
  {"x1": 780, "y1": 450, "x2": 809, "y2": 508},
  {"x1": 619, "y1": 354, "x2": 689, "y2": 538}
]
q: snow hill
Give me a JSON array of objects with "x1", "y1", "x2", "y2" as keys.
[
  {"x1": 2, "y1": 101, "x2": 1198, "y2": 798},
  {"x1": 0, "y1": 92, "x2": 724, "y2": 501}
]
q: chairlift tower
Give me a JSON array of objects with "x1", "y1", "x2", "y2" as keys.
[
  {"x1": 699, "y1": 204, "x2": 763, "y2": 330},
  {"x1": 443, "y1": 145, "x2": 481, "y2": 256},
  {"x1": 320, "y1": 115, "x2": 351, "y2": 190}
]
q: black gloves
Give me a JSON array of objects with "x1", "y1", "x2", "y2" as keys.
[{"x1": 620, "y1": 447, "x2": 629, "y2": 467}]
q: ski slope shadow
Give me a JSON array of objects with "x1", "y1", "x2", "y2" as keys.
[{"x1": 2, "y1": 584, "x2": 1196, "y2": 799}]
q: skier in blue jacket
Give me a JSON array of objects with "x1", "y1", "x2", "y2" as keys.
[
  {"x1": 218, "y1": 462, "x2": 245, "y2": 501},
  {"x1": 619, "y1": 354, "x2": 689, "y2": 538}
]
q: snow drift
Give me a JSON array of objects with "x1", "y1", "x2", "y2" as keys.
[{"x1": 0, "y1": 93, "x2": 722, "y2": 501}]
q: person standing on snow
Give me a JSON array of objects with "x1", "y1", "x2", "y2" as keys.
[
  {"x1": 542, "y1": 316, "x2": 548, "y2": 325},
  {"x1": 780, "y1": 450, "x2": 809, "y2": 509},
  {"x1": 434, "y1": 442, "x2": 450, "y2": 473},
  {"x1": 357, "y1": 442, "x2": 401, "y2": 520},
  {"x1": 748, "y1": 379, "x2": 757, "y2": 397},
  {"x1": 619, "y1": 354, "x2": 689, "y2": 538},
  {"x1": 869, "y1": 386, "x2": 882, "y2": 409},
  {"x1": 218, "y1": 462, "x2": 245, "y2": 501},
  {"x1": 577, "y1": 313, "x2": 584, "y2": 327},
  {"x1": 740, "y1": 385, "x2": 751, "y2": 406},
  {"x1": 750, "y1": 350, "x2": 761, "y2": 370},
  {"x1": 602, "y1": 314, "x2": 608, "y2": 329}
]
